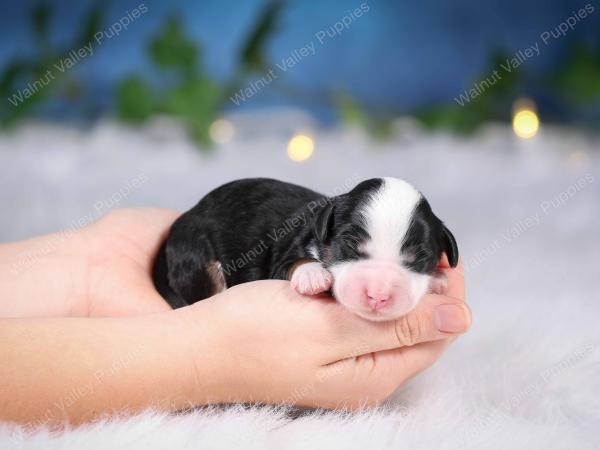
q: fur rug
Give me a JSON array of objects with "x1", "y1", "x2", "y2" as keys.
[{"x1": 1, "y1": 116, "x2": 599, "y2": 448}]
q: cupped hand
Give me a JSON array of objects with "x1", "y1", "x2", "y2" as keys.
[
  {"x1": 0, "y1": 208, "x2": 179, "y2": 317},
  {"x1": 185, "y1": 258, "x2": 469, "y2": 409},
  {"x1": 75, "y1": 208, "x2": 181, "y2": 316},
  {"x1": 2, "y1": 206, "x2": 469, "y2": 410},
  {"x1": 66, "y1": 207, "x2": 470, "y2": 408}
]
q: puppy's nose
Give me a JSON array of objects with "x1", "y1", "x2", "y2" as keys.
[{"x1": 367, "y1": 292, "x2": 389, "y2": 310}]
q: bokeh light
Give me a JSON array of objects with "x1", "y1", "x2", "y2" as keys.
[
  {"x1": 209, "y1": 119, "x2": 235, "y2": 144},
  {"x1": 287, "y1": 134, "x2": 314, "y2": 162},
  {"x1": 512, "y1": 102, "x2": 540, "y2": 139}
]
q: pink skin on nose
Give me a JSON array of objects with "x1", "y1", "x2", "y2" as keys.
[
  {"x1": 332, "y1": 260, "x2": 419, "y2": 321},
  {"x1": 367, "y1": 293, "x2": 389, "y2": 310}
]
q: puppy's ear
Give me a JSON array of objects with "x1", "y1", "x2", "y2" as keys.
[
  {"x1": 442, "y1": 225, "x2": 459, "y2": 267},
  {"x1": 314, "y1": 201, "x2": 335, "y2": 242}
]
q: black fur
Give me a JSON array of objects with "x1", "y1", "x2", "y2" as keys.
[
  {"x1": 312, "y1": 179, "x2": 382, "y2": 267},
  {"x1": 154, "y1": 179, "x2": 330, "y2": 307},
  {"x1": 401, "y1": 199, "x2": 458, "y2": 273},
  {"x1": 153, "y1": 178, "x2": 458, "y2": 308}
]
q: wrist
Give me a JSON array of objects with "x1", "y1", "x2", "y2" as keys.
[{"x1": 168, "y1": 298, "x2": 234, "y2": 406}]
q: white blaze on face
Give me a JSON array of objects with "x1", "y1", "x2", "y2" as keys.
[
  {"x1": 360, "y1": 177, "x2": 422, "y2": 263},
  {"x1": 329, "y1": 177, "x2": 432, "y2": 321}
]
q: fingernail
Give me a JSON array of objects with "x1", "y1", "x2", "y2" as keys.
[{"x1": 435, "y1": 304, "x2": 469, "y2": 333}]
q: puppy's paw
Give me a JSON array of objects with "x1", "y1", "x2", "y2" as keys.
[
  {"x1": 429, "y1": 271, "x2": 448, "y2": 295},
  {"x1": 290, "y1": 262, "x2": 332, "y2": 295}
]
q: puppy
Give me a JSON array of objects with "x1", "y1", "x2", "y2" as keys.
[{"x1": 153, "y1": 177, "x2": 458, "y2": 321}]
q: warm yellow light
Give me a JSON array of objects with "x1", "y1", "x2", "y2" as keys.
[
  {"x1": 287, "y1": 134, "x2": 314, "y2": 162},
  {"x1": 209, "y1": 119, "x2": 234, "y2": 144},
  {"x1": 512, "y1": 109, "x2": 540, "y2": 139}
]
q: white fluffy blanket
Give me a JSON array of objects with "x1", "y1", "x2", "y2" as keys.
[{"x1": 1, "y1": 114, "x2": 599, "y2": 449}]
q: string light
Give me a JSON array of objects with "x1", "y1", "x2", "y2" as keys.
[
  {"x1": 287, "y1": 134, "x2": 314, "y2": 162},
  {"x1": 209, "y1": 119, "x2": 234, "y2": 144},
  {"x1": 512, "y1": 99, "x2": 540, "y2": 139}
]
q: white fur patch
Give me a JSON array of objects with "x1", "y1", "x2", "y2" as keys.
[
  {"x1": 359, "y1": 177, "x2": 421, "y2": 262},
  {"x1": 407, "y1": 271, "x2": 432, "y2": 303},
  {"x1": 307, "y1": 245, "x2": 320, "y2": 260},
  {"x1": 328, "y1": 260, "x2": 353, "y2": 287}
]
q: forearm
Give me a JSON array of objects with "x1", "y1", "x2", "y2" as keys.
[
  {"x1": 0, "y1": 302, "x2": 224, "y2": 426},
  {"x1": 0, "y1": 232, "x2": 87, "y2": 317}
]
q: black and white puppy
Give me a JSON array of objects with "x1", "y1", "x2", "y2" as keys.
[{"x1": 153, "y1": 177, "x2": 458, "y2": 321}]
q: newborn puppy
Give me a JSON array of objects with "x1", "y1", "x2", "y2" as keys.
[{"x1": 153, "y1": 177, "x2": 458, "y2": 321}]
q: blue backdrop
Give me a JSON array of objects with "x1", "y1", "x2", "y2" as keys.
[{"x1": 1, "y1": 0, "x2": 599, "y2": 119}]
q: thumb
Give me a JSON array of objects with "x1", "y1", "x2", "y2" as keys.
[{"x1": 330, "y1": 293, "x2": 471, "y2": 358}]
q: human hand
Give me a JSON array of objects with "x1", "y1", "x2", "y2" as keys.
[
  {"x1": 0, "y1": 208, "x2": 179, "y2": 317},
  {"x1": 0, "y1": 207, "x2": 468, "y2": 419},
  {"x1": 184, "y1": 259, "x2": 469, "y2": 409},
  {"x1": 76, "y1": 208, "x2": 180, "y2": 316}
]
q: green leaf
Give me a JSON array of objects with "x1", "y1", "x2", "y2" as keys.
[
  {"x1": 164, "y1": 76, "x2": 222, "y2": 147},
  {"x1": 31, "y1": 2, "x2": 51, "y2": 43},
  {"x1": 116, "y1": 76, "x2": 156, "y2": 123},
  {"x1": 0, "y1": 60, "x2": 29, "y2": 98},
  {"x1": 485, "y1": 50, "x2": 522, "y2": 98},
  {"x1": 1, "y1": 2, "x2": 107, "y2": 126},
  {"x1": 0, "y1": 60, "x2": 57, "y2": 125},
  {"x1": 334, "y1": 93, "x2": 394, "y2": 140},
  {"x1": 553, "y1": 46, "x2": 600, "y2": 103},
  {"x1": 368, "y1": 117, "x2": 395, "y2": 140},
  {"x1": 414, "y1": 49, "x2": 522, "y2": 133},
  {"x1": 335, "y1": 92, "x2": 367, "y2": 126},
  {"x1": 78, "y1": 1, "x2": 104, "y2": 48},
  {"x1": 415, "y1": 105, "x2": 487, "y2": 134},
  {"x1": 149, "y1": 16, "x2": 198, "y2": 73},
  {"x1": 1, "y1": 80, "x2": 49, "y2": 126},
  {"x1": 239, "y1": 0, "x2": 285, "y2": 73}
]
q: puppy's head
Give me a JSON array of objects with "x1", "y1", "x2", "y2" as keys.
[{"x1": 311, "y1": 177, "x2": 458, "y2": 321}]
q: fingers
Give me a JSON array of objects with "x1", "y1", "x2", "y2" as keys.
[
  {"x1": 130, "y1": 207, "x2": 181, "y2": 254},
  {"x1": 361, "y1": 339, "x2": 450, "y2": 403},
  {"x1": 438, "y1": 256, "x2": 465, "y2": 301},
  {"x1": 88, "y1": 207, "x2": 181, "y2": 259},
  {"x1": 317, "y1": 339, "x2": 450, "y2": 408},
  {"x1": 326, "y1": 291, "x2": 471, "y2": 359},
  {"x1": 374, "y1": 339, "x2": 449, "y2": 385},
  {"x1": 231, "y1": 280, "x2": 470, "y2": 366},
  {"x1": 380, "y1": 339, "x2": 449, "y2": 376}
]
